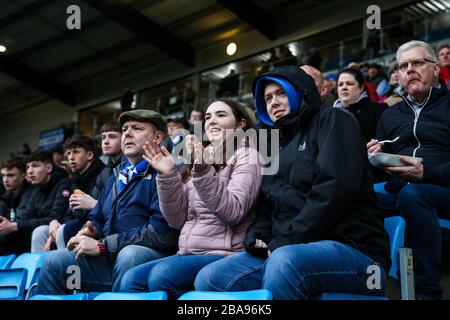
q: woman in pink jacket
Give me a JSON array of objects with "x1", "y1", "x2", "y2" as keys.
[{"x1": 118, "y1": 99, "x2": 262, "y2": 298}]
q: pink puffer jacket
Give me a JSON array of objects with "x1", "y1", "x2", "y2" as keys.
[{"x1": 156, "y1": 147, "x2": 262, "y2": 256}]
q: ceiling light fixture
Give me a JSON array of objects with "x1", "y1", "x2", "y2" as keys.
[
  {"x1": 226, "y1": 42, "x2": 237, "y2": 56},
  {"x1": 0, "y1": 45, "x2": 6, "y2": 53}
]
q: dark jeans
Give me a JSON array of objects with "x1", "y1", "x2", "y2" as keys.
[
  {"x1": 119, "y1": 254, "x2": 224, "y2": 299},
  {"x1": 375, "y1": 182, "x2": 450, "y2": 299},
  {"x1": 195, "y1": 241, "x2": 386, "y2": 300},
  {"x1": 36, "y1": 245, "x2": 166, "y2": 294}
]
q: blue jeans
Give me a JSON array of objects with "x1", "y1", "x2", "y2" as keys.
[
  {"x1": 119, "y1": 254, "x2": 224, "y2": 299},
  {"x1": 36, "y1": 245, "x2": 166, "y2": 294},
  {"x1": 196, "y1": 241, "x2": 386, "y2": 300},
  {"x1": 375, "y1": 182, "x2": 450, "y2": 299}
]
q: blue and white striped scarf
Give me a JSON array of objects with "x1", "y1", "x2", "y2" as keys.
[{"x1": 118, "y1": 160, "x2": 149, "y2": 193}]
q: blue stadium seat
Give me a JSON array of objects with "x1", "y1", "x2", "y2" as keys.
[
  {"x1": 0, "y1": 254, "x2": 16, "y2": 269},
  {"x1": 178, "y1": 289, "x2": 272, "y2": 300},
  {"x1": 439, "y1": 219, "x2": 450, "y2": 230},
  {"x1": 11, "y1": 252, "x2": 47, "y2": 296},
  {"x1": 29, "y1": 293, "x2": 88, "y2": 300},
  {"x1": 93, "y1": 292, "x2": 168, "y2": 300},
  {"x1": 0, "y1": 268, "x2": 27, "y2": 300},
  {"x1": 317, "y1": 216, "x2": 406, "y2": 300}
]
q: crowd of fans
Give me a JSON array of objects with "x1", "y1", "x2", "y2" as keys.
[{"x1": 0, "y1": 39, "x2": 450, "y2": 300}]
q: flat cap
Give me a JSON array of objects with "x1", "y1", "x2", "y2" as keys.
[{"x1": 118, "y1": 109, "x2": 167, "y2": 132}]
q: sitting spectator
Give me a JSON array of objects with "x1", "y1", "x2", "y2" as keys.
[
  {"x1": 0, "y1": 158, "x2": 33, "y2": 255},
  {"x1": 187, "y1": 109, "x2": 204, "y2": 134},
  {"x1": 25, "y1": 150, "x2": 72, "y2": 252},
  {"x1": 383, "y1": 68, "x2": 403, "y2": 106},
  {"x1": 368, "y1": 63, "x2": 390, "y2": 98},
  {"x1": 333, "y1": 68, "x2": 387, "y2": 143},
  {"x1": 437, "y1": 43, "x2": 450, "y2": 88},
  {"x1": 325, "y1": 73, "x2": 338, "y2": 99},
  {"x1": 98, "y1": 122, "x2": 125, "y2": 176},
  {"x1": 367, "y1": 40, "x2": 450, "y2": 300},
  {"x1": 217, "y1": 69, "x2": 240, "y2": 97},
  {"x1": 118, "y1": 99, "x2": 262, "y2": 299},
  {"x1": 300, "y1": 65, "x2": 334, "y2": 108},
  {"x1": 36, "y1": 110, "x2": 179, "y2": 295},
  {"x1": 195, "y1": 66, "x2": 390, "y2": 300},
  {"x1": 350, "y1": 63, "x2": 380, "y2": 103},
  {"x1": 31, "y1": 135, "x2": 106, "y2": 252}
]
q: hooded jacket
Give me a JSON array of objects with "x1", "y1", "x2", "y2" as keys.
[
  {"x1": 16, "y1": 166, "x2": 71, "y2": 233},
  {"x1": 247, "y1": 66, "x2": 390, "y2": 272},
  {"x1": 376, "y1": 79, "x2": 450, "y2": 188}
]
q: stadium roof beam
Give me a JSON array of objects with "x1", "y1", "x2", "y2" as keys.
[
  {"x1": 0, "y1": 55, "x2": 76, "y2": 106},
  {"x1": 0, "y1": 0, "x2": 53, "y2": 26},
  {"x1": 82, "y1": 0, "x2": 195, "y2": 67},
  {"x1": 215, "y1": 0, "x2": 278, "y2": 41}
]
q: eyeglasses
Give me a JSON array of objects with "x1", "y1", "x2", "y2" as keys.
[{"x1": 396, "y1": 58, "x2": 437, "y2": 72}]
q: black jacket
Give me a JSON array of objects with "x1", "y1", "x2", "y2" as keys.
[
  {"x1": 0, "y1": 182, "x2": 33, "y2": 220},
  {"x1": 344, "y1": 97, "x2": 387, "y2": 144},
  {"x1": 245, "y1": 66, "x2": 391, "y2": 272},
  {"x1": 376, "y1": 80, "x2": 450, "y2": 188},
  {"x1": 63, "y1": 158, "x2": 106, "y2": 222},
  {"x1": 16, "y1": 166, "x2": 71, "y2": 233}
]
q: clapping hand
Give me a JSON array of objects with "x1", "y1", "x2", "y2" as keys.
[{"x1": 143, "y1": 140, "x2": 175, "y2": 174}]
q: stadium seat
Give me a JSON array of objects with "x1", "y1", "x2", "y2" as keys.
[
  {"x1": 29, "y1": 293, "x2": 88, "y2": 300},
  {"x1": 0, "y1": 252, "x2": 48, "y2": 299},
  {"x1": 93, "y1": 291, "x2": 168, "y2": 300},
  {"x1": 0, "y1": 268, "x2": 27, "y2": 300},
  {"x1": 178, "y1": 289, "x2": 272, "y2": 300},
  {"x1": 10, "y1": 252, "x2": 47, "y2": 290},
  {"x1": 0, "y1": 254, "x2": 16, "y2": 269},
  {"x1": 439, "y1": 219, "x2": 450, "y2": 230},
  {"x1": 317, "y1": 216, "x2": 409, "y2": 300}
]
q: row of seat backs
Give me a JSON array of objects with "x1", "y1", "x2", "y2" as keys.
[
  {"x1": 29, "y1": 290, "x2": 273, "y2": 300},
  {"x1": 0, "y1": 253, "x2": 47, "y2": 300}
]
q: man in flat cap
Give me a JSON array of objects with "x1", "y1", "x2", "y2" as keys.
[{"x1": 36, "y1": 110, "x2": 180, "y2": 295}]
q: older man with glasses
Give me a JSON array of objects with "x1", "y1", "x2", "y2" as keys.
[{"x1": 367, "y1": 40, "x2": 450, "y2": 300}]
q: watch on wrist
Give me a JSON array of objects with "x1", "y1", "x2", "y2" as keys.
[{"x1": 97, "y1": 239, "x2": 106, "y2": 255}]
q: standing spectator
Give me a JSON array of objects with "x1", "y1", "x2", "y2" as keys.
[
  {"x1": 120, "y1": 87, "x2": 135, "y2": 112},
  {"x1": 119, "y1": 99, "x2": 262, "y2": 299},
  {"x1": 195, "y1": 66, "x2": 390, "y2": 300},
  {"x1": 334, "y1": 68, "x2": 387, "y2": 143},
  {"x1": 183, "y1": 80, "x2": 197, "y2": 116},
  {"x1": 35, "y1": 110, "x2": 179, "y2": 295},
  {"x1": 367, "y1": 40, "x2": 450, "y2": 300},
  {"x1": 0, "y1": 158, "x2": 33, "y2": 255},
  {"x1": 217, "y1": 69, "x2": 240, "y2": 97}
]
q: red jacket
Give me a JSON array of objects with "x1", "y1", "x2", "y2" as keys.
[{"x1": 439, "y1": 66, "x2": 450, "y2": 85}]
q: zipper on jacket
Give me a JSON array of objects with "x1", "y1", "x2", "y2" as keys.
[{"x1": 398, "y1": 88, "x2": 432, "y2": 157}]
